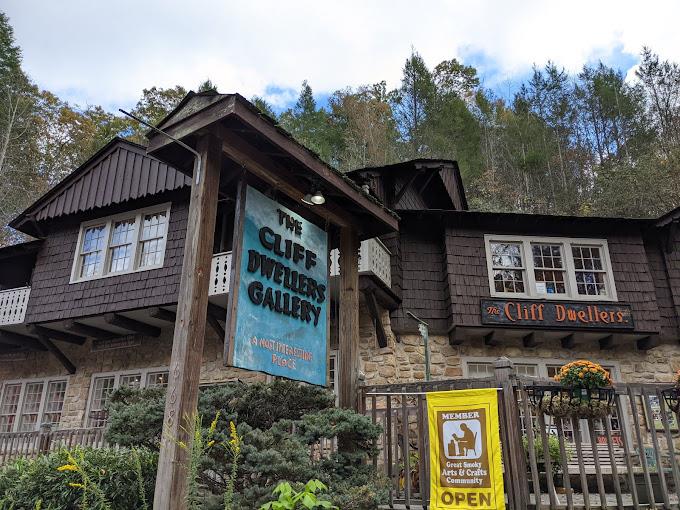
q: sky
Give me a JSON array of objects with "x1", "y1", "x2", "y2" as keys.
[{"x1": 4, "y1": 0, "x2": 680, "y2": 113}]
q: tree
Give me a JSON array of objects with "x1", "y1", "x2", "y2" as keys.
[{"x1": 391, "y1": 50, "x2": 435, "y2": 157}]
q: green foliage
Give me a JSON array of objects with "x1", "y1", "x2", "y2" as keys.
[
  {"x1": 259, "y1": 480, "x2": 337, "y2": 510},
  {"x1": 0, "y1": 447, "x2": 156, "y2": 509},
  {"x1": 522, "y1": 434, "x2": 569, "y2": 476},
  {"x1": 105, "y1": 381, "x2": 385, "y2": 509}
]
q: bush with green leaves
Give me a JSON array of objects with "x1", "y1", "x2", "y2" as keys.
[
  {"x1": 106, "y1": 380, "x2": 387, "y2": 509},
  {"x1": 0, "y1": 446, "x2": 157, "y2": 510},
  {"x1": 522, "y1": 434, "x2": 569, "y2": 475}
]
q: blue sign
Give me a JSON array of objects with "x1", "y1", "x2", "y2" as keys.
[{"x1": 229, "y1": 186, "x2": 328, "y2": 386}]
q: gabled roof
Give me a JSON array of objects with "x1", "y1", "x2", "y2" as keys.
[{"x1": 11, "y1": 137, "x2": 191, "y2": 236}]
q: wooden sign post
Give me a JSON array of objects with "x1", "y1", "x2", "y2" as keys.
[{"x1": 153, "y1": 134, "x2": 222, "y2": 510}]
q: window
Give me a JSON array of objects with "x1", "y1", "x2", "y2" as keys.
[
  {"x1": 466, "y1": 362, "x2": 538, "y2": 379},
  {"x1": 86, "y1": 368, "x2": 169, "y2": 427},
  {"x1": 71, "y1": 204, "x2": 171, "y2": 283},
  {"x1": 484, "y1": 235, "x2": 617, "y2": 301},
  {"x1": 0, "y1": 378, "x2": 68, "y2": 432}
]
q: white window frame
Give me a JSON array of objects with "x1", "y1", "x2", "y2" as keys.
[
  {"x1": 329, "y1": 351, "x2": 339, "y2": 405},
  {"x1": 85, "y1": 367, "x2": 169, "y2": 427},
  {"x1": 0, "y1": 376, "x2": 70, "y2": 432},
  {"x1": 484, "y1": 235, "x2": 618, "y2": 302},
  {"x1": 70, "y1": 203, "x2": 171, "y2": 284}
]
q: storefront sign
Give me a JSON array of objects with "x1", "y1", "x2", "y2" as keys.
[
  {"x1": 226, "y1": 185, "x2": 328, "y2": 386},
  {"x1": 480, "y1": 299, "x2": 634, "y2": 329},
  {"x1": 427, "y1": 389, "x2": 504, "y2": 510}
]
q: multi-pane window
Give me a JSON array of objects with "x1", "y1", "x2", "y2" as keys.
[
  {"x1": 108, "y1": 219, "x2": 136, "y2": 273},
  {"x1": 485, "y1": 236, "x2": 617, "y2": 301},
  {"x1": 72, "y1": 204, "x2": 170, "y2": 283},
  {"x1": 0, "y1": 379, "x2": 68, "y2": 432},
  {"x1": 139, "y1": 212, "x2": 168, "y2": 268},
  {"x1": 329, "y1": 353, "x2": 339, "y2": 405},
  {"x1": 79, "y1": 225, "x2": 106, "y2": 278},
  {"x1": 489, "y1": 242, "x2": 525, "y2": 294},
  {"x1": 532, "y1": 244, "x2": 566, "y2": 295},
  {"x1": 467, "y1": 362, "x2": 538, "y2": 379},
  {"x1": 572, "y1": 245, "x2": 608, "y2": 296},
  {"x1": 0, "y1": 384, "x2": 21, "y2": 432},
  {"x1": 87, "y1": 369, "x2": 170, "y2": 427}
]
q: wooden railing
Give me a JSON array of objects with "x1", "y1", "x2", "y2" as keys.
[
  {"x1": 0, "y1": 286, "x2": 30, "y2": 325},
  {"x1": 330, "y1": 237, "x2": 392, "y2": 288},
  {"x1": 0, "y1": 427, "x2": 107, "y2": 465},
  {"x1": 360, "y1": 362, "x2": 680, "y2": 510}
]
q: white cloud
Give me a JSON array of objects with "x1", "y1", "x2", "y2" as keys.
[{"x1": 4, "y1": 0, "x2": 680, "y2": 110}]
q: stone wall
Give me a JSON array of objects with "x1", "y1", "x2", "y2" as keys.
[
  {"x1": 0, "y1": 326, "x2": 265, "y2": 430},
  {"x1": 358, "y1": 294, "x2": 680, "y2": 386}
]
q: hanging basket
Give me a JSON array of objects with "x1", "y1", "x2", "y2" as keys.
[
  {"x1": 527, "y1": 385, "x2": 615, "y2": 419},
  {"x1": 661, "y1": 387, "x2": 680, "y2": 414}
]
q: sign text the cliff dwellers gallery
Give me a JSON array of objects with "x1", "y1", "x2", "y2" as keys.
[
  {"x1": 480, "y1": 299, "x2": 634, "y2": 329},
  {"x1": 226, "y1": 186, "x2": 328, "y2": 386}
]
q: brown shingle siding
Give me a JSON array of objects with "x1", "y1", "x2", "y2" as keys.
[{"x1": 25, "y1": 199, "x2": 188, "y2": 324}]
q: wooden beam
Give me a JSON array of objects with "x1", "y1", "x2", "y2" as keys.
[
  {"x1": 338, "y1": 227, "x2": 360, "y2": 410},
  {"x1": 207, "y1": 313, "x2": 225, "y2": 340},
  {"x1": 153, "y1": 133, "x2": 222, "y2": 510},
  {"x1": 637, "y1": 335, "x2": 660, "y2": 351},
  {"x1": 207, "y1": 302, "x2": 227, "y2": 319},
  {"x1": 28, "y1": 325, "x2": 86, "y2": 345},
  {"x1": 599, "y1": 334, "x2": 615, "y2": 350},
  {"x1": 484, "y1": 331, "x2": 498, "y2": 346},
  {"x1": 364, "y1": 289, "x2": 388, "y2": 348},
  {"x1": 0, "y1": 331, "x2": 47, "y2": 351},
  {"x1": 148, "y1": 307, "x2": 177, "y2": 323},
  {"x1": 217, "y1": 126, "x2": 353, "y2": 230},
  {"x1": 393, "y1": 170, "x2": 422, "y2": 206},
  {"x1": 560, "y1": 333, "x2": 576, "y2": 349},
  {"x1": 36, "y1": 333, "x2": 76, "y2": 374},
  {"x1": 448, "y1": 325, "x2": 463, "y2": 346},
  {"x1": 64, "y1": 320, "x2": 119, "y2": 340},
  {"x1": 522, "y1": 332, "x2": 538, "y2": 348},
  {"x1": 104, "y1": 313, "x2": 161, "y2": 337},
  {"x1": 231, "y1": 100, "x2": 399, "y2": 233}
]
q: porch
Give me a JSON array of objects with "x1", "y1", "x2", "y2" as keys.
[{"x1": 359, "y1": 362, "x2": 680, "y2": 510}]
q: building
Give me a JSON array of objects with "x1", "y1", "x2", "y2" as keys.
[{"x1": 0, "y1": 92, "x2": 679, "y2": 445}]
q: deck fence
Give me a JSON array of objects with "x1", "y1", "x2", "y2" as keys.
[
  {"x1": 0, "y1": 426, "x2": 107, "y2": 465},
  {"x1": 360, "y1": 358, "x2": 680, "y2": 510}
]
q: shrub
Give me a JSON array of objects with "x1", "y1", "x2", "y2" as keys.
[{"x1": 0, "y1": 447, "x2": 157, "y2": 510}]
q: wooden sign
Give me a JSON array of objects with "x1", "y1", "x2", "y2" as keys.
[
  {"x1": 481, "y1": 299, "x2": 634, "y2": 330},
  {"x1": 224, "y1": 185, "x2": 328, "y2": 386}
]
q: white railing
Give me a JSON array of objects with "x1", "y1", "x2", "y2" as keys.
[
  {"x1": 329, "y1": 237, "x2": 392, "y2": 288},
  {"x1": 0, "y1": 286, "x2": 30, "y2": 326},
  {"x1": 209, "y1": 252, "x2": 232, "y2": 296}
]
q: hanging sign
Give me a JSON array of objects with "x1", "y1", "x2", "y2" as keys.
[
  {"x1": 427, "y1": 389, "x2": 505, "y2": 510},
  {"x1": 225, "y1": 185, "x2": 328, "y2": 386}
]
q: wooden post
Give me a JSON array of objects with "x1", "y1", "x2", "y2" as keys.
[
  {"x1": 338, "y1": 227, "x2": 360, "y2": 410},
  {"x1": 153, "y1": 134, "x2": 222, "y2": 510},
  {"x1": 493, "y1": 357, "x2": 529, "y2": 510}
]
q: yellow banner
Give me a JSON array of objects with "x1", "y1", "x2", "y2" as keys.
[{"x1": 427, "y1": 389, "x2": 505, "y2": 510}]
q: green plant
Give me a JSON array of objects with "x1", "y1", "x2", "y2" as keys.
[
  {"x1": 553, "y1": 360, "x2": 612, "y2": 389},
  {"x1": 0, "y1": 447, "x2": 156, "y2": 510},
  {"x1": 259, "y1": 480, "x2": 337, "y2": 510},
  {"x1": 522, "y1": 435, "x2": 570, "y2": 476}
]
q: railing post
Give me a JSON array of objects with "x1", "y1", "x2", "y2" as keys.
[
  {"x1": 494, "y1": 357, "x2": 529, "y2": 510},
  {"x1": 38, "y1": 424, "x2": 52, "y2": 455}
]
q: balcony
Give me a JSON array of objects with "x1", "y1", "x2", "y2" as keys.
[
  {"x1": 0, "y1": 286, "x2": 30, "y2": 326},
  {"x1": 208, "y1": 237, "x2": 392, "y2": 301},
  {"x1": 330, "y1": 237, "x2": 392, "y2": 288}
]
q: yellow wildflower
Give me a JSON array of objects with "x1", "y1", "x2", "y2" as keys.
[
  {"x1": 207, "y1": 440, "x2": 216, "y2": 448},
  {"x1": 209, "y1": 412, "x2": 220, "y2": 434},
  {"x1": 177, "y1": 440, "x2": 187, "y2": 449},
  {"x1": 69, "y1": 483, "x2": 85, "y2": 489},
  {"x1": 57, "y1": 464, "x2": 78, "y2": 472}
]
